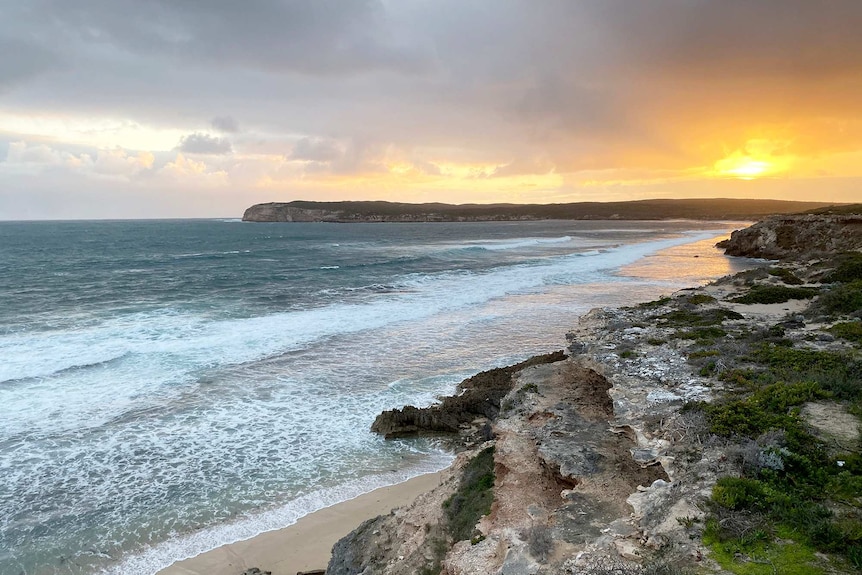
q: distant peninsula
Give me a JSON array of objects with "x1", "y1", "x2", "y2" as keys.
[{"x1": 242, "y1": 199, "x2": 837, "y2": 223}]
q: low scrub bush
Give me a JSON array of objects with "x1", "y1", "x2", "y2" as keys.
[
  {"x1": 828, "y1": 321, "x2": 862, "y2": 344},
  {"x1": 768, "y1": 267, "x2": 804, "y2": 285},
  {"x1": 823, "y1": 252, "x2": 862, "y2": 283},
  {"x1": 659, "y1": 308, "x2": 743, "y2": 327},
  {"x1": 635, "y1": 296, "x2": 671, "y2": 310},
  {"x1": 818, "y1": 280, "x2": 862, "y2": 315},
  {"x1": 730, "y1": 285, "x2": 818, "y2": 305},
  {"x1": 687, "y1": 293, "x2": 716, "y2": 305},
  {"x1": 751, "y1": 344, "x2": 862, "y2": 401},
  {"x1": 443, "y1": 446, "x2": 495, "y2": 541}
]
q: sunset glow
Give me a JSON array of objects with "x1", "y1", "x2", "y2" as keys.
[
  {"x1": 0, "y1": 2, "x2": 860, "y2": 218},
  {"x1": 714, "y1": 154, "x2": 775, "y2": 180}
]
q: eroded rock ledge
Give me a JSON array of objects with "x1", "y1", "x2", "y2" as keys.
[
  {"x1": 371, "y1": 351, "x2": 566, "y2": 440},
  {"x1": 718, "y1": 213, "x2": 862, "y2": 259}
]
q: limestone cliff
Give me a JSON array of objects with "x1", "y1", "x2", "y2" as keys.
[
  {"x1": 327, "y1": 232, "x2": 862, "y2": 574},
  {"x1": 242, "y1": 203, "x2": 343, "y2": 222},
  {"x1": 717, "y1": 212, "x2": 862, "y2": 259}
]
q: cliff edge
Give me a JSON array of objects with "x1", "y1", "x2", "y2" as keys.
[
  {"x1": 717, "y1": 208, "x2": 862, "y2": 259},
  {"x1": 324, "y1": 215, "x2": 862, "y2": 575}
]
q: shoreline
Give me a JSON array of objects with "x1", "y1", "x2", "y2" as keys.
[{"x1": 156, "y1": 471, "x2": 444, "y2": 575}]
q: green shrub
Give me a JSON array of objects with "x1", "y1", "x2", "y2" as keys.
[
  {"x1": 730, "y1": 285, "x2": 818, "y2": 305},
  {"x1": 751, "y1": 344, "x2": 862, "y2": 400},
  {"x1": 659, "y1": 308, "x2": 743, "y2": 327},
  {"x1": 687, "y1": 293, "x2": 716, "y2": 305},
  {"x1": 635, "y1": 296, "x2": 671, "y2": 310},
  {"x1": 828, "y1": 321, "x2": 862, "y2": 344},
  {"x1": 705, "y1": 380, "x2": 828, "y2": 439},
  {"x1": 713, "y1": 477, "x2": 768, "y2": 510},
  {"x1": 818, "y1": 280, "x2": 862, "y2": 315},
  {"x1": 768, "y1": 267, "x2": 804, "y2": 285},
  {"x1": 443, "y1": 447, "x2": 495, "y2": 541},
  {"x1": 823, "y1": 252, "x2": 862, "y2": 283}
]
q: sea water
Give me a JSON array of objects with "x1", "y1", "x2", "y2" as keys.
[{"x1": 0, "y1": 219, "x2": 756, "y2": 575}]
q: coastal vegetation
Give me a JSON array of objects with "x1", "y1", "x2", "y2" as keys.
[
  {"x1": 443, "y1": 446, "x2": 495, "y2": 542},
  {"x1": 667, "y1": 255, "x2": 862, "y2": 573},
  {"x1": 729, "y1": 285, "x2": 818, "y2": 304},
  {"x1": 419, "y1": 447, "x2": 496, "y2": 575}
]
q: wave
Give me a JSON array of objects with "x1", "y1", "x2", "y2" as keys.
[
  {"x1": 2, "y1": 230, "x2": 719, "y2": 387},
  {"x1": 447, "y1": 235, "x2": 575, "y2": 252},
  {"x1": 0, "y1": 230, "x2": 722, "y2": 437},
  {"x1": 99, "y1": 454, "x2": 453, "y2": 575}
]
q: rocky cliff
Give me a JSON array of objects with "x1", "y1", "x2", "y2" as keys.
[
  {"x1": 717, "y1": 212, "x2": 862, "y2": 259},
  {"x1": 242, "y1": 203, "x2": 344, "y2": 222},
  {"x1": 325, "y1": 220, "x2": 862, "y2": 574}
]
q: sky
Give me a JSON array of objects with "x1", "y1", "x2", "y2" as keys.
[{"x1": 1, "y1": 1, "x2": 862, "y2": 219}]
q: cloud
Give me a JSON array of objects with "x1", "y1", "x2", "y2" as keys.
[
  {"x1": 178, "y1": 133, "x2": 232, "y2": 155},
  {"x1": 160, "y1": 152, "x2": 229, "y2": 186},
  {"x1": 290, "y1": 137, "x2": 342, "y2": 162},
  {"x1": 3, "y1": 141, "x2": 154, "y2": 179},
  {"x1": 1, "y1": 0, "x2": 862, "y2": 218},
  {"x1": 211, "y1": 116, "x2": 239, "y2": 133}
]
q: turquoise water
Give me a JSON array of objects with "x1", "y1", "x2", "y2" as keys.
[{"x1": 0, "y1": 219, "x2": 754, "y2": 575}]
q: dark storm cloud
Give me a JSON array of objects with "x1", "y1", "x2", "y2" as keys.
[
  {"x1": 0, "y1": 37, "x2": 61, "y2": 92},
  {"x1": 2, "y1": 0, "x2": 862, "y2": 173},
  {"x1": 5, "y1": 0, "x2": 433, "y2": 76},
  {"x1": 178, "y1": 133, "x2": 232, "y2": 155}
]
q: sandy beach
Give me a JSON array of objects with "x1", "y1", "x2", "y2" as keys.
[{"x1": 157, "y1": 471, "x2": 443, "y2": 575}]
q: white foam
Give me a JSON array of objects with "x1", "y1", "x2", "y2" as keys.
[
  {"x1": 99, "y1": 454, "x2": 453, "y2": 575},
  {"x1": 446, "y1": 235, "x2": 576, "y2": 251},
  {"x1": 0, "y1": 229, "x2": 724, "y2": 437}
]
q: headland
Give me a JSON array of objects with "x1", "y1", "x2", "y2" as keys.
[{"x1": 241, "y1": 199, "x2": 834, "y2": 223}]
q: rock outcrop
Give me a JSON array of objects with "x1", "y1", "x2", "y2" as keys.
[
  {"x1": 717, "y1": 213, "x2": 862, "y2": 259},
  {"x1": 242, "y1": 203, "x2": 342, "y2": 222},
  {"x1": 371, "y1": 351, "x2": 565, "y2": 439}
]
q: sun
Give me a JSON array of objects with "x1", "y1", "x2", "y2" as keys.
[
  {"x1": 714, "y1": 155, "x2": 772, "y2": 180},
  {"x1": 711, "y1": 140, "x2": 791, "y2": 180}
]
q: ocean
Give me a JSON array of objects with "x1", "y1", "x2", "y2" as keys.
[{"x1": 0, "y1": 219, "x2": 756, "y2": 575}]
